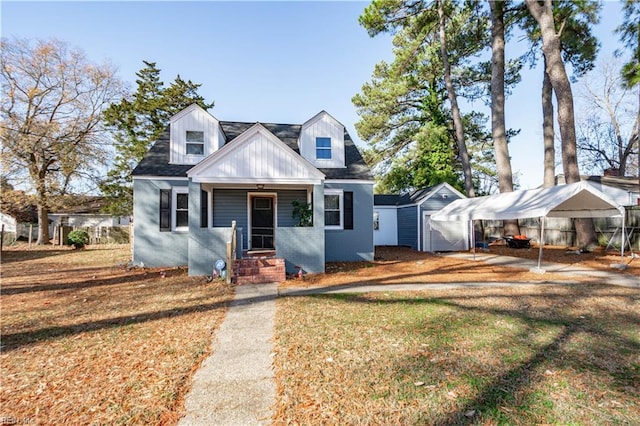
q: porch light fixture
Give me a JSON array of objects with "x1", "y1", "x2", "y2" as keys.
[{"x1": 257, "y1": 184, "x2": 264, "y2": 190}]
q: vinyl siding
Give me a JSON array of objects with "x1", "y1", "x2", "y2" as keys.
[
  {"x1": 324, "y1": 182, "x2": 374, "y2": 261},
  {"x1": 132, "y1": 179, "x2": 189, "y2": 267},
  {"x1": 212, "y1": 189, "x2": 249, "y2": 248},
  {"x1": 397, "y1": 206, "x2": 418, "y2": 249},
  {"x1": 211, "y1": 189, "x2": 308, "y2": 249}
]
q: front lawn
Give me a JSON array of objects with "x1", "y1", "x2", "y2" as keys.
[
  {"x1": 274, "y1": 285, "x2": 640, "y2": 424},
  {"x1": 1, "y1": 244, "x2": 233, "y2": 425}
]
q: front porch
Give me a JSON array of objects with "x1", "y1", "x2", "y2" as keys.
[{"x1": 187, "y1": 185, "x2": 326, "y2": 278}]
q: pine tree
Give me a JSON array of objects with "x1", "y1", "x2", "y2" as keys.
[{"x1": 100, "y1": 61, "x2": 214, "y2": 215}]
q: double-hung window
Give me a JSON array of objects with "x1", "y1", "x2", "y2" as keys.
[
  {"x1": 186, "y1": 131, "x2": 204, "y2": 155},
  {"x1": 173, "y1": 188, "x2": 189, "y2": 231},
  {"x1": 324, "y1": 189, "x2": 343, "y2": 229},
  {"x1": 316, "y1": 137, "x2": 332, "y2": 160}
]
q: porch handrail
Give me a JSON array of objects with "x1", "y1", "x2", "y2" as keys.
[{"x1": 226, "y1": 220, "x2": 237, "y2": 284}]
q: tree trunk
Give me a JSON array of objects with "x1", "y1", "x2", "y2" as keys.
[
  {"x1": 437, "y1": 0, "x2": 475, "y2": 198},
  {"x1": 542, "y1": 62, "x2": 556, "y2": 188},
  {"x1": 36, "y1": 203, "x2": 50, "y2": 245},
  {"x1": 526, "y1": 0, "x2": 596, "y2": 247},
  {"x1": 490, "y1": 0, "x2": 519, "y2": 235}
]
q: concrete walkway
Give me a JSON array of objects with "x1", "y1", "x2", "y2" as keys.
[
  {"x1": 442, "y1": 252, "x2": 639, "y2": 288},
  {"x1": 179, "y1": 283, "x2": 278, "y2": 426},
  {"x1": 178, "y1": 253, "x2": 637, "y2": 425}
]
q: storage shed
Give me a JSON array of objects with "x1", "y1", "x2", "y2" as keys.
[{"x1": 374, "y1": 183, "x2": 468, "y2": 252}]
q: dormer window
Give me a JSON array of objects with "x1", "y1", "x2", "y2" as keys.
[
  {"x1": 316, "y1": 137, "x2": 332, "y2": 160},
  {"x1": 186, "y1": 131, "x2": 204, "y2": 155}
]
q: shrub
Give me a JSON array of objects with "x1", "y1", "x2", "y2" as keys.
[
  {"x1": 291, "y1": 200, "x2": 313, "y2": 227},
  {"x1": 67, "y1": 230, "x2": 90, "y2": 248}
]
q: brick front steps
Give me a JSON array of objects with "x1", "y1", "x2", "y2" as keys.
[{"x1": 234, "y1": 257, "x2": 285, "y2": 285}]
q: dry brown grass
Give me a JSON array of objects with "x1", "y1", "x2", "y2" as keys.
[
  {"x1": 274, "y1": 285, "x2": 640, "y2": 425},
  {"x1": 282, "y1": 245, "x2": 639, "y2": 288},
  {"x1": 1, "y1": 243, "x2": 234, "y2": 425},
  {"x1": 274, "y1": 245, "x2": 639, "y2": 424}
]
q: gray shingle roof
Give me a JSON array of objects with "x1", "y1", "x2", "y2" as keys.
[
  {"x1": 374, "y1": 186, "x2": 441, "y2": 206},
  {"x1": 373, "y1": 194, "x2": 400, "y2": 206},
  {"x1": 132, "y1": 121, "x2": 373, "y2": 181}
]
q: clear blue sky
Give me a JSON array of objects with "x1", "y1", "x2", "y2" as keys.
[{"x1": 1, "y1": 1, "x2": 626, "y2": 190}]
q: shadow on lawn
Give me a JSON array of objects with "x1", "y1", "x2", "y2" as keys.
[
  {"x1": 1, "y1": 247, "x2": 74, "y2": 263},
  {"x1": 2, "y1": 268, "x2": 152, "y2": 295},
  {"x1": 303, "y1": 284, "x2": 639, "y2": 425},
  {"x1": 1, "y1": 297, "x2": 234, "y2": 352}
]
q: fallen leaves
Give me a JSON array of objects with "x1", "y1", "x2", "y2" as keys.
[{"x1": 1, "y1": 244, "x2": 234, "y2": 425}]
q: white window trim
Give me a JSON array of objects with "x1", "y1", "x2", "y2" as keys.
[
  {"x1": 186, "y1": 130, "x2": 205, "y2": 156},
  {"x1": 315, "y1": 137, "x2": 332, "y2": 160},
  {"x1": 172, "y1": 187, "x2": 189, "y2": 232},
  {"x1": 324, "y1": 189, "x2": 343, "y2": 230}
]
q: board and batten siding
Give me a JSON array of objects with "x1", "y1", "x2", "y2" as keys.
[
  {"x1": 299, "y1": 112, "x2": 345, "y2": 168},
  {"x1": 209, "y1": 131, "x2": 319, "y2": 180},
  {"x1": 132, "y1": 179, "x2": 189, "y2": 268},
  {"x1": 170, "y1": 106, "x2": 221, "y2": 165},
  {"x1": 397, "y1": 205, "x2": 418, "y2": 249}
]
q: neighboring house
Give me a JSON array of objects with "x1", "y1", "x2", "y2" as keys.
[
  {"x1": 131, "y1": 104, "x2": 374, "y2": 276},
  {"x1": 374, "y1": 183, "x2": 468, "y2": 252},
  {"x1": 556, "y1": 174, "x2": 639, "y2": 206},
  {"x1": 1, "y1": 212, "x2": 17, "y2": 239},
  {"x1": 0, "y1": 191, "x2": 38, "y2": 241},
  {"x1": 49, "y1": 196, "x2": 131, "y2": 236}
]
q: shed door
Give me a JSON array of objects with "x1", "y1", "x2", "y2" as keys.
[
  {"x1": 423, "y1": 213, "x2": 468, "y2": 252},
  {"x1": 250, "y1": 196, "x2": 275, "y2": 250}
]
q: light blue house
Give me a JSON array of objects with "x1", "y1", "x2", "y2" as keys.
[{"x1": 131, "y1": 105, "x2": 374, "y2": 277}]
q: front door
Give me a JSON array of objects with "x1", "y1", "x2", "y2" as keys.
[{"x1": 250, "y1": 196, "x2": 275, "y2": 250}]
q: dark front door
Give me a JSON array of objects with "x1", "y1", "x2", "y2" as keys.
[{"x1": 251, "y1": 196, "x2": 274, "y2": 250}]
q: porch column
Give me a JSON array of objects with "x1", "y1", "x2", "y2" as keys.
[{"x1": 313, "y1": 184, "x2": 324, "y2": 228}]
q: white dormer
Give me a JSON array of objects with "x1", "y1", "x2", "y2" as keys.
[
  {"x1": 169, "y1": 104, "x2": 225, "y2": 165},
  {"x1": 299, "y1": 111, "x2": 346, "y2": 168}
]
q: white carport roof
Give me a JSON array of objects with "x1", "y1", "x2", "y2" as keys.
[
  {"x1": 430, "y1": 181, "x2": 627, "y2": 272},
  {"x1": 430, "y1": 181, "x2": 624, "y2": 222}
]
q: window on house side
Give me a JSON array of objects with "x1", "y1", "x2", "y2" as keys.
[
  {"x1": 173, "y1": 188, "x2": 189, "y2": 231},
  {"x1": 324, "y1": 190, "x2": 342, "y2": 229},
  {"x1": 186, "y1": 131, "x2": 204, "y2": 155},
  {"x1": 316, "y1": 137, "x2": 332, "y2": 159}
]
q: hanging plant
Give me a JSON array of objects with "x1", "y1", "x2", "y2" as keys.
[{"x1": 291, "y1": 200, "x2": 313, "y2": 227}]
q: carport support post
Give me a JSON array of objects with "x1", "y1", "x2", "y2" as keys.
[
  {"x1": 470, "y1": 220, "x2": 475, "y2": 260},
  {"x1": 621, "y1": 210, "x2": 625, "y2": 264},
  {"x1": 533, "y1": 216, "x2": 545, "y2": 273}
]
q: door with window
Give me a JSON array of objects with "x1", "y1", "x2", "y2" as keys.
[{"x1": 250, "y1": 196, "x2": 275, "y2": 250}]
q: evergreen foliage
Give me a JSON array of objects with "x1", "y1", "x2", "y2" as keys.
[
  {"x1": 354, "y1": 0, "x2": 504, "y2": 195},
  {"x1": 616, "y1": 0, "x2": 640, "y2": 87},
  {"x1": 100, "y1": 61, "x2": 214, "y2": 215}
]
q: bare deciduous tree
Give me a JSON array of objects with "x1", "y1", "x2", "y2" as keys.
[
  {"x1": 577, "y1": 57, "x2": 640, "y2": 177},
  {"x1": 1, "y1": 37, "x2": 122, "y2": 244}
]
